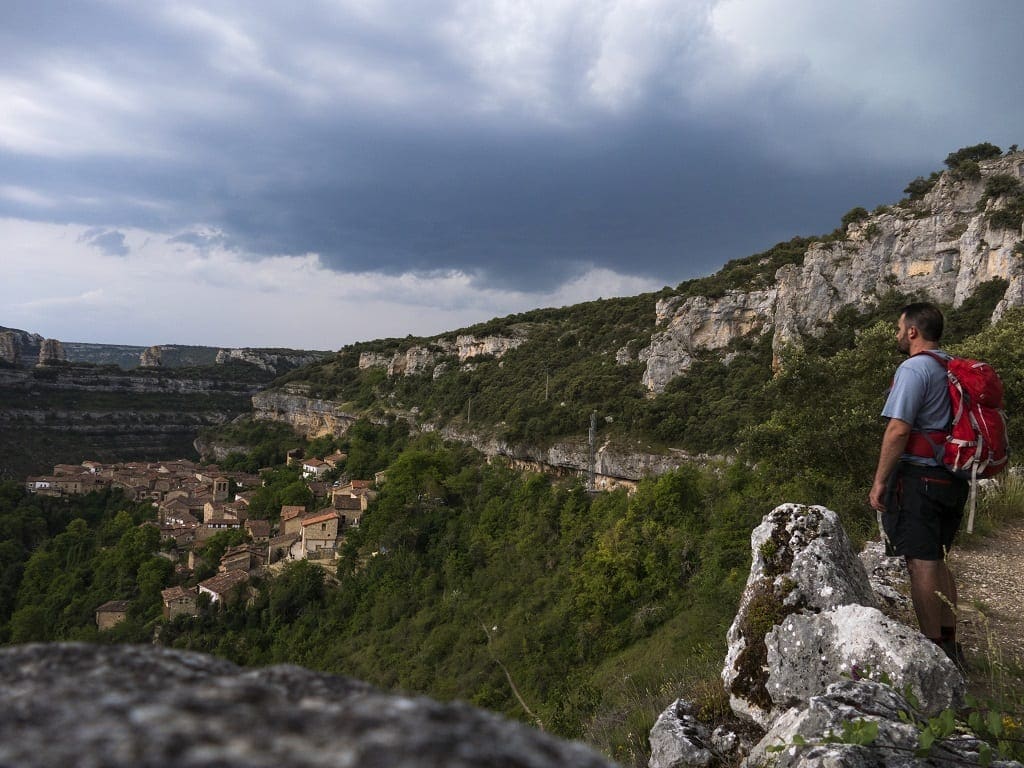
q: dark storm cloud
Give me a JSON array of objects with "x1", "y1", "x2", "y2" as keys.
[{"x1": 2, "y1": 0, "x2": 1024, "y2": 294}]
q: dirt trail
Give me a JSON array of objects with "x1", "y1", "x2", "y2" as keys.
[{"x1": 948, "y1": 516, "x2": 1024, "y2": 680}]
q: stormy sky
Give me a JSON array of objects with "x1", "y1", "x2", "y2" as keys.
[{"x1": 2, "y1": 0, "x2": 1023, "y2": 349}]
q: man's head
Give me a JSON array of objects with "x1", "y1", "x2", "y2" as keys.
[{"x1": 897, "y1": 302, "x2": 944, "y2": 353}]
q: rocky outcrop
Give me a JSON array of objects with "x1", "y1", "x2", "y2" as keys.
[
  {"x1": 0, "y1": 330, "x2": 22, "y2": 365},
  {"x1": 35, "y1": 338, "x2": 66, "y2": 366},
  {"x1": 0, "y1": 643, "x2": 614, "y2": 768},
  {"x1": 358, "y1": 334, "x2": 526, "y2": 378},
  {"x1": 722, "y1": 504, "x2": 877, "y2": 727},
  {"x1": 640, "y1": 291, "x2": 775, "y2": 392},
  {"x1": 215, "y1": 347, "x2": 327, "y2": 374},
  {"x1": 766, "y1": 605, "x2": 963, "y2": 719},
  {"x1": 746, "y1": 680, "x2": 1006, "y2": 768},
  {"x1": 649, "y1": 699, "x2": 749, "y2": 768},
  {"x1": 252, "y1": 388, "x2": 362, "y2": 437},
  {"x1": 0, "y1": 326, "x2": 43, "y2": 365},
  {"x1": 140, "y1": 345, "x2": 163, "y2": 367},
  {"x1": 639, "y1": 154, "x2": 1024, "y2": 392},
  {"x1": 451, "y1": 334, "x2": 525, "y2": 361},
  {"x1": 651, "y1": 504, "x2": 997, "y2": 768}
]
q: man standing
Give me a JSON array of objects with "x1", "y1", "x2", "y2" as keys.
[{"x1": 869, "y1": 302, "x2": 969, "y2": 662}]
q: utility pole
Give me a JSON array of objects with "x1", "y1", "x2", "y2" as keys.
[{"x1": 588, "y1": 410, "x2": 597, "y2": 492}]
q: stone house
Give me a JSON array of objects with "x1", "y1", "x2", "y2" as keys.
[
  {"x1": 95, "y1": 600, "x2": 131, "y2": 630},
  {"x1": 198, "y1": 570, "x2": 249, "y2": 604},
  {"x1": 300, "y1": 510, "x2": 340, "y2": 558},
  {"x1": 160, "y1": 586, "x2": 198, "y2": 620},
  {"x1": 220, "y1": 544, "x2": 266, "y2": 573},
  {"x1": 324, "y1": 451, "x2": 347, "y2": 468},
  {"x1": 244, "y1": 519, "x2": 270, "y2": 543},
  {"x1": 301, "y1": 458, "x2": 329, "y2": 479},
  {"x1": 268, "y1": 533, "x2": 300, "y2": 564},
  {"x1": 279, "y1": 506, "x2": 307, "y2": 536},
  {"x1": 332, "y1": 493, "x2": 364, "y2": 527}
]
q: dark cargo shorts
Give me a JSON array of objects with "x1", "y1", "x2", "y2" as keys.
[{"x1": 882, "y1": 462, "x2": 969, "y2": 560}]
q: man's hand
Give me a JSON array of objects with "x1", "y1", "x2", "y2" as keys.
[{"x1": 869, "y1": 479, "x2": 887, "y2": 511}]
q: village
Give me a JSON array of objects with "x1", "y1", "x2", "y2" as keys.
[{"x1": 25, "y1": 450, "x2": 380, "y2": 629}]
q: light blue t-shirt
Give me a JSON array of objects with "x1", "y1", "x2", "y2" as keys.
[{"x1": 881, "y1": 351, "x2": 951, "y2": 465}]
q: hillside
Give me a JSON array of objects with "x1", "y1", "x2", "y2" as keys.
[
  {"x1": 2, "y1": 142, "x2": 1023, "y2": 766},
  {"x1": 233, "y1": 145, "x2": 1024, "y2": 490}
]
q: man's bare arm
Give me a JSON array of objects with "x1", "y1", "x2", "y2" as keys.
[{"x1": 869, "y1": 418, "x2": 911, "y2": 511}]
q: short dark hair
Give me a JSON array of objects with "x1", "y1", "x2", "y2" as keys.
[{"x1": 900, "y1": 302, "x2": 944, "y2": 342}]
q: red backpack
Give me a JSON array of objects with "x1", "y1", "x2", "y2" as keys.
[{"x1": 908, "y1": 350, "x2": 1010, "y2": 531}]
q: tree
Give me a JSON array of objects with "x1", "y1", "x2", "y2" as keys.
[{"x1": 945, "y1": 142, "x2": 1002, "y2": 169}]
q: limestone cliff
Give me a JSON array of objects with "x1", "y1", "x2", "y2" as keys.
[
  {"x1": 214, "y1": 347, "x2": 327, "y2": 373},
  {"x1": 358, "y1": 333, "x2": 526, "y2": 378},
  {"x1": 251, "y1": 387, "x2": 362, "y2": 437},
  {"x1": 139, "y1": 345, "x2": 163, "y2": 367},
  {"x1": 249, "y1": 389, "x2": 714, "y2": 485},
  {"x1": 639, "y1": 153, "x2": 1024, "y2": 392},
  {"x1": 0, "y1": 326, "x2": 43, "y2": 365},
  {"x1": 36, "y1": 338, "x2": 67, "y2": 366}
]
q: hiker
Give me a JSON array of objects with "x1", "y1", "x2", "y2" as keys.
[{"x1": 868, "y1": 302, "x2": 969, "y2": 661}]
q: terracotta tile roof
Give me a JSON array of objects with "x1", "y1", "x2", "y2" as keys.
[
  {"x1": 332, "y1": 494, "x2": 361, "y2": 510},
  {"x1": 245, "y1": 519, "x2": 271, "y2": 537},
  {"x1": 280, "y1": 505, "x2": 306, "y2": 520},
  {"x1": 198, "y1": 570, "x2": 249, "y2": 596},
  {"x1": 161, "y1": 586, "x2": 195, "y2": 602},
  {"x1": 301, "y1": 510, "x2": 339, "y2": 527},
  {"x1": 96, "y1": 600, "x2": 131, "y2": 613}
]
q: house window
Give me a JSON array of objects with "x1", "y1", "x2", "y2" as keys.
[{"x1": 321, "y1": 523, "x2": 326, "y2": 530}]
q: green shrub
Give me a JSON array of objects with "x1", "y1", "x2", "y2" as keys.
[
  {"x1": 945, "y1": 142, "x2": 1002, "y2": 169},
  {"x1": 903, "y1": 173, "x2": 941, "y2": 199},
  {"x1": 841, "y1": 207, "x2": 870, "y2": 230},
  {"x1": 951, "y1": 159, "x2": 981, "y2": 181}
]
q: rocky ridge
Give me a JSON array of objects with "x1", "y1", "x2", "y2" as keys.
[
  {"x1": 215, "y1": 347, "x2": 328, "y2": 374},
  {"x1": 248, "y1": 153, "x2": 1024, "y2": 483},
  {"x1": 639, "y1": 153, "x2": 1024, "y2": 392}
]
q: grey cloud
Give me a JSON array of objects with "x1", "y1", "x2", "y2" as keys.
[
  {"x1": 1, "y1": 1, "x2": 1023, "y2": 297},
  {"x1": 80, "y1": 229, "x2": 130, "y2": 257}
]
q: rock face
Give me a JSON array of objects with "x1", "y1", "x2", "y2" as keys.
[
  {"x1": 639, "y1": 153, "x2": 1024, "y2": 392},
  {"x1": 252, "y1": 389, "x2": 362, "y2": 437},
  {"x1": 767, "y1": 604, "x2": 963, "y2": 718},
  {"x1": 358, "y1": 334, "x2": 526, "y2": 378},
  {"x1": 648, "y1": 699, "x2": 750, "y2": 768},
  {"x1": 35, "y1": 338, "x2": 66, "y2": 366},
  {"x1": 0, "y1": 643, "x2": 615, "y2": 768},
  {"x1": 0, "y1": 330, "x2": 22, "y2": 365},
  {"x1": 0, "y1": 326, "x2": 44, "y2": 365},
  {"x1": 215, "y1": 348, "x2": 326, "y2": 374},
  {"x1": 248, "y1": 390, "x2": 715, "y2": 485},
  {"x1": 140, "y1": 345, "x2": 163, "y2": 367},
  {"x1": 722, "y1": 504, "x2": 877, "y2": 727},
  {"x1": 747, "y1": 680, "x2": 1004, "y2": 768},
  {"x1": 651, "y1": 504, "x2": 1000, "y2": 768}
]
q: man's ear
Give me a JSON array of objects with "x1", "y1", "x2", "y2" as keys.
[{"x1": 906, "y1": 325, "x2": 919, "y2": 340}]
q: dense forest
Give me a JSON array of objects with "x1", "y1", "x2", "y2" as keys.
[{"x1": 3, "y1": 302, "x2": 1021, "y2": 764}]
